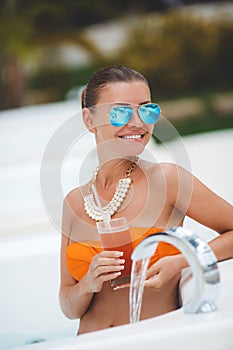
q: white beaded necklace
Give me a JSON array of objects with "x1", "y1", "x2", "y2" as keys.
[{"x1": 84, "y1": 157, "x2": 139, "y2": 221}]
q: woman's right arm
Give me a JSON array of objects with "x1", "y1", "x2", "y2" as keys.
[
  {"x1": 59, "y1": 193, "x2": 94, "y2": 319},
  {"x1": 59, "y1": 233, "x2": 94, "y2": 319},
  {"x1": 59, "y1": 195, "x2": 124, "y2": 319},
  {"x1": 60, "y1": 235, "x2": 124, "y2": 319}
]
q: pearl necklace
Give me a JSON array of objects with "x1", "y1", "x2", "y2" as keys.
[{"x1": 84, "y1": 157, "x2": 139, "y2": 221}]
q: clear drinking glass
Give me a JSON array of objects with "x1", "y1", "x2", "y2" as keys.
[{"x1": 97, "y1": 217, "x2": 133, "y2": 289}]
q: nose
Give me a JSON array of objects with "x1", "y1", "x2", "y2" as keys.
[{"x1": 128, "y1": 108, "x2": 144, "y2": 127}]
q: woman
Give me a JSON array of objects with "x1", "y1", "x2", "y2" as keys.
[{"x1": 59, "y1": 65, "x2": 233, "y2": 334}]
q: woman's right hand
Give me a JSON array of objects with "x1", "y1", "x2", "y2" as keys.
[{"x1": 83, "y1": 251, "x2": 125, "y2": 293}]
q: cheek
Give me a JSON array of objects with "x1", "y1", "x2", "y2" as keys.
[
  {"x1": 96, "y1": 124, "x2": 115, "y2": 141},
  {"x1": 143, "y1": 125, "x2": 154, "y2": 137},
  {"x1": 149, "y1": 125, "x2": 155, "y2": 135},
  {"x1": 92, "y1": 111, "x2": 109, "y2": 129}
]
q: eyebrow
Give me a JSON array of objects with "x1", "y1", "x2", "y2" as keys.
[
  {"x1": 110, "y1": 100, "x2": 151, "y2": 107},
  {"x1": 139, "y1": 100, "x2": 151, "y2": 105}
]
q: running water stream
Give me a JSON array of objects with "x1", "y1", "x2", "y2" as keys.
[{"x1": 129, "y1": 257, "x2": 151, "y2": 323}]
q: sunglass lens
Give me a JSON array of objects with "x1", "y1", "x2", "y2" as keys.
[
  {"x1": 139, "y1": 104, "x2": 160, "y2": 124},
  {"x1": 109, "y1": 107, "x2": 132, "y2": 127}
]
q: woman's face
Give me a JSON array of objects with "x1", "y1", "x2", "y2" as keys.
[{"x1": 88, "y1": 81, "x2": 155, "y2": 159}]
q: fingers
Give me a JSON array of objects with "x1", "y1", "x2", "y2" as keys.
[
  {"x1": 146, "y1": 264, "x2": 160, "y2": 279},
  {"x1": 84, "y1": 250, "x2": 126, "y2": 293},
  {"x1": 144, "y1": 276, "x2": 161, "y2": 288},
  {"x1": 99, "y1": 250, "x2": 124, "y2": 258},
  {"x1": 144, "y1": 257, "x2": 180, "y2": 290},
  {"x1": 90, "y1": 250, "x2": 125, "y2": 279},
  {"x1": 97, "y1": 257, "x2": 125, "y2": 267},
  {"x1": 144, "y1": 262, "x2": 163, "y2": 289},
  {"x1": 98, "y1": 271, "x2": 122, "y2": 283},
  {"x1": 92, "y1": 251, "x2": 124, "y2": 268},
  {"x1": 93, "y1": 263, "x2": 124, "y2": 278},
  {"x1": 144, "y1": 275, "x2": 162, "y2": 289}
]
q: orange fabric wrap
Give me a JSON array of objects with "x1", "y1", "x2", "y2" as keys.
[{"x1": 66, "y1": 227, "x2": 180, "y2": 281}]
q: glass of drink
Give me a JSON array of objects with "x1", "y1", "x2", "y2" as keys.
[{"x1": 96, "y1": 217, "x2": 132, "y2": 289}]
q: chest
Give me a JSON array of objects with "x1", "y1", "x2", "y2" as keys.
[{"x1": 70, "y1": 175, "x2": 173, "y2": 242}]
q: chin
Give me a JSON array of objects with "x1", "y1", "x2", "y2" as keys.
[{"x1": 118, "y1": 143, "x2": 146, "y2": 158}]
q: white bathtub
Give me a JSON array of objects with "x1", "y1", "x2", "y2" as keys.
[
  {"x1": 0, "y1": 230, "x2": 233, "y2": 350},
  {"x1": 0, "y1": 230, "x2": 78, "y2": 349}
]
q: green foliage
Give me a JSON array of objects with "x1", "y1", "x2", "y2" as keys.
[
  {"x1": 28, "y1": 64, "x2": 99, "y2": 101},
  {"x1": 1, "y1": 2, "x2": 232, "y2": 110},
  {"x1": 0, "y1": 1, "x2": 33, "y2": 57},
  {"x1": 170, "y1": 104, "x2": 233, "y2": 137},
  {"x1": 0, "y1": 0, "x2": 194, "y2": 43},
  {"x1": 113, "y1": 12, "x2": 233, "y2": 99}
]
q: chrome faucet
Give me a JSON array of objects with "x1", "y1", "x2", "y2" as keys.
[{"x1": 131, "y1": 226, "x2": 220, "y2": 314}]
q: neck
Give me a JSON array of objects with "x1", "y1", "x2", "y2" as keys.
[
  {"x1": 97, "y1": 157, "x2": 137, "y2": 191},
  {"x1": 84, "y1": 156, "x2": 139, "y2": 221}
]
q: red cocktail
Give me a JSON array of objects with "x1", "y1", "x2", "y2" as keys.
[{"x1": 97, "y1": 218, "x2": 132, "y2": 289}]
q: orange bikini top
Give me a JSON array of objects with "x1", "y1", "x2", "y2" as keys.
[{"x1": 66, "y1": 227, "x2": 180, "y2": 281}]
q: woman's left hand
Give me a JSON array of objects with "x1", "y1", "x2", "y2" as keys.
[{"x1": 144, "y1": 255, "x2": 187, "y2": 290}]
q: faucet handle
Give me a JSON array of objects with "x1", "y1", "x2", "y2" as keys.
[{"x1": 170, "y1": 227, "x2": 220, "y2": 313}]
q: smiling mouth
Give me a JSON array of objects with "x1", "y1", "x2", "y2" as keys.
[{"x1": 118, "y1": 134, "x2": 145, "y2": 140}]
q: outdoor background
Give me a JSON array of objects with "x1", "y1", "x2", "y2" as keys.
[{"x1": 1, "y1": 0, "x2": 233, "y2": 135}]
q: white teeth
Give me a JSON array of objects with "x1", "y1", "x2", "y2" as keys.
[{"x1": 121, "y1": 135, "x2": 142, "y2": 139}]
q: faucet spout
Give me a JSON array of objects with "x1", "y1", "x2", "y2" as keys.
[{"x1": 131, "y1": 227, "x2": 220, "y2": 314}]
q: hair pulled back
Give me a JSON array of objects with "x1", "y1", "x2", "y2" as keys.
[{"x1": 81, "y1": 65, "x2": 149, "y2": 108}]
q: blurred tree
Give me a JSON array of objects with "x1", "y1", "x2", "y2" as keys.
[
  {"x1": 0, "y1": 0, "x2": 163, "y2": 109},
  {"x1": 0, "y1": 0, "x2": 230, "y2": 109},
  {"x1": 0, "y1": 0, "x2": 106, "y2": 109},
  {"x1": 1, "y1": 0, "x2": 137, "y2": 109},
  {"x1": 0, "y1": 0, "x2": 32, "y2": 108},
  {"x1": 114, "y1": 12, "x2": 233, "y2": 98}
]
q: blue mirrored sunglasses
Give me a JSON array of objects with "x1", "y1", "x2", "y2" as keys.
[{"x1": 109, "y1": 103, "x2": 160, "y2": 127}]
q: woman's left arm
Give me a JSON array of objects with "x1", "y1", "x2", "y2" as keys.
[
  {"x1": 185, "y1": 170, "x2": 233, "y2": 261},
  {"x1": 145, "y1": 164, "x2": 233, "y2": 289}
]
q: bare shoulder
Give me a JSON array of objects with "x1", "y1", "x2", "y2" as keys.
[
  {"x1": 62, "y1": 186, "x2": 87, "y2": 238},
  {"x1": 148, "y1": 162, "x2": 194, "y2": 198},
  {"x1": 65, "y1": 187, "x2": 82, "y2": 203},
  {"x1": 156, "y1": 162, "x2": 185, "y2": 174},
  {"x1": 140, "y1": 159, "x2": 172, "y2": 173},
  {"x1": 153, "y1": 162, "x2": 192, "y2": 177},
  {"x1": 146, "y1": 161, "x2": 186, "y2": 179},
  {"x1": 62, "y1": 186, "x2": 85, "y2": 223},
  {"x1": 64, "y1": 185, "x2": 87, "y2": 208},
  {"x1": 141, "y1": 160, "x2": 177, "y2": 171}
]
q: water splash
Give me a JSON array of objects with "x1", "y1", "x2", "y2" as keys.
[{"x1": 129, "y1": 257, "x2": 150, "y2": 323}]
